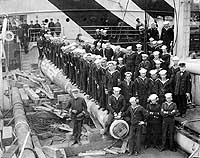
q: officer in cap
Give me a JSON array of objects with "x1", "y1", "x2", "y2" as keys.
[
  {"x1": 174, "y1": 62, "x2": 191, "y2": 118},
  {"x1": 67, "y1": 88, "x2": 88, "y2": 145},
  {"x1": 160, "y1": 93, "x2": 177, "y2": 152},
  {"x1": 146, "y1": 94, "x2": 162, "y2": 149}
]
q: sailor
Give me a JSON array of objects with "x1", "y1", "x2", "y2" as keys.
[
  {"x1": 146, "y1": 94, "x2": 162, "y2": 149},
  {"x1": 160, "y1": 93, "x2": 177, "y2": 152},
  {"x1": 124, "y1": 46, "x2": 136, "y2": 79},
  {"x1": 113, "y1": 45, "x2": 124, "y2": 61},
  {"x1": 104, "y1": 87, "x2": 126, "y2": 134},
  {"x1": 147, "y1": 37, "x2": 155, "y2": 54},
  {"x1": 147, "y1": 22, "x2": 159, "y2": 41},
  {"x1": 116, "y1": 57, "x2": 126, "y2": 81},
  {"x1": 150, "y1": 51, "x2": 161, "y2": 69},
  {"x1": 104, "y1": 43, "x2": 114, "y2": 61},
  {"x1": 122, "y1": 97, "x2": 148, "y2": 156},
  {"x1": 134, "y1": 68, "x2": 151, "y2": 108},
  {"x1": 119, "y1": 72, "x2": 134, "y2": 105},
  {"x1": 160, "y1": 21, "x2": 174, "y2": 51},
  {"x1": 135, "y1": 43, "x2": 144, "y2": 79},
  {"x1": 156, "y1": 70, "x2": 172, "y2": 104},
  {"x1": 174, "y1": 62, "x2": 191, "y2": 118},
  {"x1": 138, "y1": 53, "x2": 151, "y2": 76},
  {"x1": 94, "y1": 42, "x2": 103, "y2": 56},
  {"x1": 149, "y1": 69, "x2": 159, "y2": 94},
  {"x1": 168, "y1": 56, "x2": 180, "y2": 79},
  {"x1": 160, "y1": 45, "x2": 171, "y2": 70},
  {"x1": 154, "y1": 59, "x2": 163, "y2": 74},
  {"x1": 67, "y1": 88, "x2": 88, "y2": 145},
  {"x1": 105, "y1": 61, "x2": 121, "y2": 95}
]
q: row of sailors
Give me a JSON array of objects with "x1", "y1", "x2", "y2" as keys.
[
  {"x1": 44, "y1": 41, "x2": 191, "y2": 120},
  {"x1": 107, "y1": 88, "x2": 177, "y2": 155},
  {"x1": 43, "y1": 40, "x2": 191, "y2": 155}
]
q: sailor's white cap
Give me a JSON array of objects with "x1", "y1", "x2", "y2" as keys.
[
  {"x1": 136, "y1": 43, "x2": 142, "y2": 48},
  {"x1": 149, "y1": 37, "x2": 154, "y2": 41},
  {"x1": 139, "y1": 68, "x2": 147, "y2": 73},
  {"x1": 148, "y1": 94, "x2": 158, "y2": 101},
  {"x1": 163, "y1": 21, "x2": 170, "y2": 25},
  {"x1": 161, "y1": 45, "x2": 167, "y2": 50},
  {"x1": 125, "y1": 72, "x2": 132, "y2": 76},
  {"x1": 153, "y1": 51, "x2": 160, "y2": 56},
  {"x1": 149, "y1": 69, "x2": 157, "y2": 75},
  {"x1": 117, "y1": 57, "x2": 123, "y2": 61},
  {"x1": 157, "y1": 40, "x2": 163, "y2": 44},
  {"x1": 129, "y1": 97, "x2": 137, "y2": 102},
  {"x1": 113, "y1": 87, "x2": 121, "y2": 91},
  {"x1": 126, "y1": 46, "x2": 132, "y2": 50},
  {"x1": 152, "y1": 41, "x2": 157, "y2": 45},
  {"x1": 159, "y1": 70, "x2": 167, "y2": 75},
  {"x1": 142, "y1": 53, "x2": 148, "y2": 57},
  {"x1": 172, "y1": 56, "x2": 180, "y2": 61},
  {"x1": 165, "y1": 93, "x2": 172, "y2": 98}
]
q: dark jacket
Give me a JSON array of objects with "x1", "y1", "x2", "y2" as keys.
[
  {"x1": 146, "y1": 103, "x2": 161, "y2": 123},
  {"x1": 67, "y1": 97, "x2": 88, "y2": 120},
  {"x1": 161, "y1": 102, "x2": 177, "y2": 118},
  {"x1": 122, "y1": 105, "x2": 149, "y2": 125},
  {"x1": 174, "y1": 71, "x2": 191, "y2": 95},
  {"x1": 120, "y1": 80, "x2": 134, "y2": 101},
  {"x1": 107, "y1": 94, "x2": 126, "y2": 114}
]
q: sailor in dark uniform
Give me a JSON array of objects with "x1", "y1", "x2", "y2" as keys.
[
  {"x1": 94, "y1": 42, "x2": 103, "y2": 56},
  {"x1": 138, "y1": 53, "x2": 151, "y2": 76},
  {"x1": 123, "y1": 97, "x2": 149, "y2": 156},
  {"x1": 168, "y1": 56, "x2": 180, "y2": 80},
  {"x1": 149, "y1": 69, "x2": 159, "y2": 94},
  {"x1": 67, "y1": 88, "x2": 88, "y2": 145},
  {"x1": 104, "y1": 87, "x2": 126, "y2": 134},
  {"x1": 160, "y1": 93, "x2": 177, "y2": 152},
  {"x1": 174, "y1": 62, "x2": 191, "y2": 118},
  {"x1": 134, "y1": 44, "x2": 144, "y2": 79},
  {"x1": 104, "y1": 43, "x2": 114, "y2": 61},
  {"x1": 146, "y1": 94, "x2": 162, "y2": 149},
  {"x1": 124, "y1": 46, "x2": 136, "y2": 79},
  {"x1": 120, "y1": 72, "x2": 134, "y2": 105},
  {"x1": 105, "y1": 61, "x2": 121, "y2": 95},
  {"x1": 134, "y1": 68, "x2": 151, "y2": 108},
  {"x1": 160, "y1": 21, "x2": 174, "y2": 51},
  {"x1": 160, "y1": 45, "x2": 171, "y2": 71},
  {"x1": 156, "y1": 70, "x2": 172, "y2": 104},
  {"x1": 147, "y1": 22, "x2": 159, "y2": 41},
  {"x1": 117, "y1": 57, "x2": 126, "y2": 81}
]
